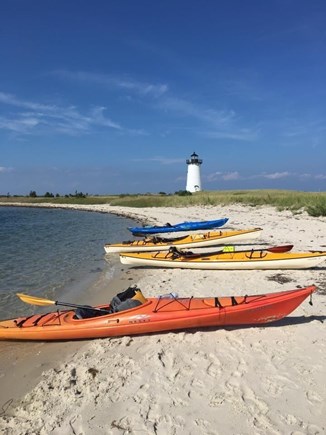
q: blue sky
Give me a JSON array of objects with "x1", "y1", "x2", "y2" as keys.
[{"x1": 1, "y1": 0, "x2": 325, "y2": 195}]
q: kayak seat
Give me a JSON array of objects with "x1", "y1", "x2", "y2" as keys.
[
  {"x1": 111, "y1": 298, "x2": 142, "y2": 313},
  {"x1": 74, "y1": 306, "x2": 110, "y2": 320},
  {"x1": 74, "y1": 287, "x2": 147, "y2": 319},
  {"x1": 111, "y1": 287, "x2": 147, "y2": 312}
]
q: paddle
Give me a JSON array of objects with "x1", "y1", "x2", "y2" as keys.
[
  {"x1": 16, "y1": 293, "x2": 111, "y2": 313},
  {"x1": 169, "y1": 244, "x2": 294, "y2": 259},
  {"x1": 266, "y1": 245, "x2": 293, "y2": 253}
]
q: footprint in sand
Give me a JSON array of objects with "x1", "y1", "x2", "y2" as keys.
[
  {"x1": 171, "y1": 397, "x2": 189, "y2": 407},
  {"x1": 149, "y1": 413, "x2": 187, "y2": 435},
  {"x1": 284, "y1": 413, "x2": 298, "y2": 425},
  {"x1": 51, "y1": 414, "x2": 85, "y2": 435},
  {"x1": 306, "y1": 423, "x2": 325, "y2": 434},
  {"x1": 239, "y1": 385, "x2": 283, "y2": 435},
  {"x1": 132, "y1": 383, "x2": 150, "y2": 404},
  {"x1": 193, "y1": 417, "x2": 217, "y2": 435},
  {"x1": 226, "y1": 357, "x2": 248, "y2": 389},
  {"x1": 157, "y1": 348, "x2": 175, "y2": 371},
  {"x1": 190, "y1": 377, "x2": 206, "y2": 389},
  {"x1": 181, "y1": 349, "x2": 220, "y2": 381},
  {"x1": 264, "y1": 376, "x2": 284, "y2": 397},
  {"x1": 306, "y1": 390, "x2": 323, "y2": 404},
  {"x1": 205, "y1": 353, "x2": 222, "y2": 378},
  {"x1": 209, "y1": 393, "x2": 225, "y2": 407},
  {"x1": 241, "y1": 384, "x2": 269, "y2": 416}
]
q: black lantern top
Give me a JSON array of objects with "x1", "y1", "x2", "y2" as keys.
[{"x1": 186, "y1": 152, "x2": 202, "y2": 165}]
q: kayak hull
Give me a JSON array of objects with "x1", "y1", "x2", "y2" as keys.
[
  {"x1": 0, "y1": 286, "x2": 316, "y2": 341},
  {"x1": 128, "y1": 218, "x2": 228, "y2": 236},
  {"x1": 120, "y1": 250, "x2": 326, "y2": 270},
  {"x1": 104, "y1": 228, "x2": 262, "y2": 253}
]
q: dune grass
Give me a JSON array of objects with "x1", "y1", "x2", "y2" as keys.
[{"x1": 1, "y1": 190, "x2": 326, "y2": 216}]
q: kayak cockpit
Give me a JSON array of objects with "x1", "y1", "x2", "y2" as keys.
[{"x1": 74, "y1": 286, "x2": 148, "y2": 319}]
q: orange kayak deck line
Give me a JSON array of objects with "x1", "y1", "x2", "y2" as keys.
[{"x1": 0, "y1": 286, "x2": 316, "y2": 341}]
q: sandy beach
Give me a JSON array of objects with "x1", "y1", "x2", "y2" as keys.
[{"x1": 0, "y1": 203, "x2": 325, "y2": 435}]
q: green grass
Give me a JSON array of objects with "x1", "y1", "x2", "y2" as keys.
[{"x1": 1, "y1": 190, "x2": 326, "y2": 216}]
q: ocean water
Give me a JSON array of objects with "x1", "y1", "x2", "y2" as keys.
[{"x1": 0, "y1": 206, "x2": 137, "y2": 319}]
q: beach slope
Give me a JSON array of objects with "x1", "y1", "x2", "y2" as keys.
[{"x1": 0, "y1": 203, "x2": 325, "y2": 435}]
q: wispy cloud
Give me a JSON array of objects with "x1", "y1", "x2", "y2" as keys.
[
  {"x1": 157, "y1": 96, "x2": 235, "y2": 127},
  {"x1": 263, "y1": 171, "x2": 290, "y2": 179},
  {"x1": 0, "y1": 115, "x2": 40, "y2": 133},
  {"x1": 0, "y1": 91, "x2": 122, "y2": 135},
  {"x1": 52, "y1": 70, "x2": 255, "y2": 141},
  {"x1": 204, "y1": 129, "x2": 259, "y2": 141},
  {"x1": 0, "y1": 166, "x2": 14, "y2": 173},
  {"x1": 132, "y1": 156, "x2": 184, "y2": 165},
  {"x1": 52, "y1": 70, "x2": 169, "y2": 98},
  {"x1": 206, "y1": 171, "x2": 241, "y2": 182},
  {"x1": 205, "y1": 170, "x2": 326, "y2": 182},
  {"x1": 0, "y1": 91, "x2": 55, "y2": 112},
  {"x1": 302, "y1": 172, "x2": 326, "y2": 180},
  {"x1": 1, "y1": 70, "x2": 260, "y2": 141},
  {"x1": 222, "y1": 77, "x2": 266, "y2": 102},
  {"x1": 281, "y1": 116, "x2": 325, "y2": 137},
  {"x1": 156, "y1": 96, "x2": 259, "y2": 141}
]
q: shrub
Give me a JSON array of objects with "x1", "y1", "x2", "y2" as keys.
[{"x1": 175, "y1": 190, "x2": 192, "y2": 196}]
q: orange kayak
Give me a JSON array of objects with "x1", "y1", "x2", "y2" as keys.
[{"x1": 0, "y1": 286, "x2": 316, "y2": 341}]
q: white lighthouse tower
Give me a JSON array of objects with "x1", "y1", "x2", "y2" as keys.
[{"x1": 186, "y1": 152, "x2": 203, "y2": 192}]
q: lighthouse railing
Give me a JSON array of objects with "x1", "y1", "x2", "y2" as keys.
[{"x1": 186, "y1": 158, "x2": 202, "y2": 164}]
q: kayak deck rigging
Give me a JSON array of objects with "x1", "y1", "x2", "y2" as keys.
[{"x1": 14, "y1": 311, "x2": 64, "y2": 328}]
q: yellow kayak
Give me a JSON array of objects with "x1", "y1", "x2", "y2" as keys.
[
  {"x1": 104, "y1": 228, "x2": 262, "y2": 253},
  {"x1": 120, "y1": 245, "x2": 326, "y2": 270}
]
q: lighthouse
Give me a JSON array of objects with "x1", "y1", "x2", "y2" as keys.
[{"x1": 186, "y1": 152, "x2": 203, "y2": 192}]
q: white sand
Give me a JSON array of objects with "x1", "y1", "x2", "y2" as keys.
[{"x1": 0, "y1": 203, "x2": 325, "y2": 435}]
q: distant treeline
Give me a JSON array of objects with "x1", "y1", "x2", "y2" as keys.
[
  {"x1": 1, "y1": 189, "x2": 191, "y2": 199},
  {"x1": 2, "y1": 190, "x2": 89, "y2": 199},
  {"x1": 0, "y1": 190, "x2": 325, "y2": 217}
]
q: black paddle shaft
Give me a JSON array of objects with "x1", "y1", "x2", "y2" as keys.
[{"x1": 55, "y1": 301, "x2": 111, "y2": 313}]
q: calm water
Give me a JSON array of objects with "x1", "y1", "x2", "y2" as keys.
[{"x1": 0, "y1": 207, "x2": 137, "y2": 319}]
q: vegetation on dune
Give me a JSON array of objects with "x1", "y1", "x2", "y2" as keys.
[
  {"x1": 0, "y1": 190, "x2": 326, "y2": 216},
  {"x1": 306, "y1": 197, "x2": 326, "y2": 217}
]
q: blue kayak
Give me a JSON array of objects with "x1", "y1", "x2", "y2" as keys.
[{"x1": 128, "y1": 218, "x2": 229, "y2": 236}]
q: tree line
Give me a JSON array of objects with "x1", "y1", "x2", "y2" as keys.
[{"x1": 29, "y1": 190, "x2": 87, "y2": 198}]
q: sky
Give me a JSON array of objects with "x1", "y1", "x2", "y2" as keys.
[{"x1": 0, "y1": 0, "x2": 326, "y2": 195}]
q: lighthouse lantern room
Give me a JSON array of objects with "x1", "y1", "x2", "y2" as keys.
[{"x1": 186, "y1": 152, "x2": 203, "y2": 192}]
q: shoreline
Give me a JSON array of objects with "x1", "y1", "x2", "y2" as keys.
[
  {"x1": 0, "y1": 254, "x2": 147, "y2": 409},
  {"x1": 0, "y1": 205, "x2": 145, "y2": 409},
  {"x1": 0, "y1": 254, "x2": 143, "y2": 408},
  {"x1": 0, "y1": 203, "x2": 325, "y2": 434},
  {"x1": 0, "y1": 202, "x2": 155, "y2": 227}
]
